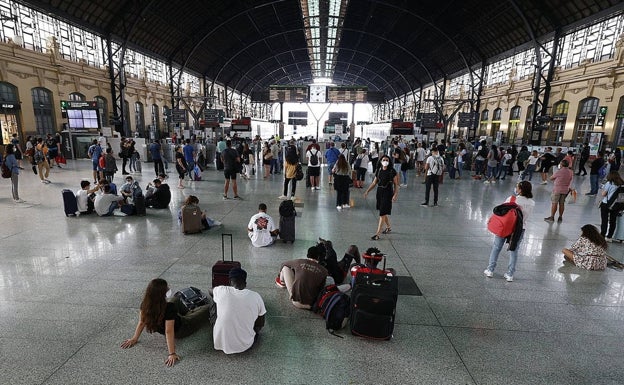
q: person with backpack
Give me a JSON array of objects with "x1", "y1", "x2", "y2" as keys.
[
  {"x1": 484, "y1": 181, "x2": 535, "y2": 282},
  {"x1": 324, "y1": 142, "x2": 340, "y2": 185},
  {"x1": 364, "y1": 155, "x2": 400, "y2": 240},
  {"x1": 121, "y1": 278, "x2": 215, "y2": 366},
  {"x1": 88, "y1": 139, "x2": 103, "y2": 184},
  {"x1": 474, "y1": 141, "x2": 488, "y2": 177},
  {"x1": 306, "y1": 144, "x2": 321, "y2": 190},
  {"x1": 353, "y1": 148, "x2": 369, "y2": 189},
  {"x1": 421, "y1": 147, "x2": 444, "y2": 207}
]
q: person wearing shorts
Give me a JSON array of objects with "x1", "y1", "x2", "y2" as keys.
[
  {"x1": 544, "y1": 159, "x2": 573, "y2": 223},
  {"x1": 221, "y1": 140, "x2": 242, "y2": 200}
]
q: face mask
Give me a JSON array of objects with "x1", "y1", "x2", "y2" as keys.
[
  {"x1": 381, "y1": 161, "x2": 389, "y2": 167},
  {"x1": 557, "y1": 165, "x2": 561, "y2": 169},
  {"x1": 165, "y1": 289, "x2": 172, "y2": 298}
]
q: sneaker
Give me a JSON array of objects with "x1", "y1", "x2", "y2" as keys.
[
  {"x1": 420, "y1": 202, "x2": 428, "y2": 207},
  {"x1": 44, "y1": 179, "x2": 51, "y2": 183},
  {"x1": 557, "y1": 217, "x2": 563, "y2": 223},
  {"x1": 275, "y1": 276, "x2": 286, "y2": 288},
  {"x1": 491, "y1": 180, "x2": 496, "y2": 184},
  {"x1": 606, "y1": 237, "x2": 613, "y2": 243},
  {"x1": 433, "y1": 203, "x2": 438, "y2": 207},
  {"x1": 503, "y1": 273, "x2": 513, "y2": 282},
  {"x1": 484, "y1": 181, "x2": 490, "y2": 184},
  {"x1": 212, "y1": 220, "x2": 222, "y2": 227},
  {"x1": 13, "y1": 199, "x2": 25, "y2": 203},
  {"x1": 544, "y1": 217, "x2": 555, "y2": 222},
  {"x1": 342, "y1": 204, "x2": 349, "y2": 209},
  {"x1": 278, "y1": 195, "x2": 288, "y2": 200},
  {"x1": 541, "y1": 181, "x2": 547, "y2": 185},
  {"x1": 336, "y1": 205, "x2": 342, "y2": 210},
  {"x1": 223, "y1": 195, "x2": 229, "y2": 200},
  {"x1": 290, "y1": 195, "x2": 295, "y2": 200},
  {"x1": 483, "y1": 269, "x2": 494, "y2": 278},
  {"x1": 233, "y1": 195, "x2": 242, "y2": 200}
]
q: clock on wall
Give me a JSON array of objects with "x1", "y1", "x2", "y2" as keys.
[{"x1": 309, "y1": 85, "x2": 327, "y2": 103}]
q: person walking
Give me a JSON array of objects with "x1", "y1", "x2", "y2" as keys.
[
  {"x1": 35, "y1": 137, "x2": 51, "y2": 183},
  {"x1": 149, "y1": 139, "x2": 165, "y2": 177},
  {"x1": 576, "y1": 143, "x2": 590, "y2": 176},
  {"x1": 586, "y1": 151, "x2": 605, "y2": 196},
  {"x1": 484, "y1": 181, "x2": 535, "y2": 282},
  {"x1": 3, "y1": 144, "x2": 23, "y2": 203},
  {"x1": 599, "y1": 171, "x2": 624, "y2": 241},
  {"x1": 544, "y1": 159, "x2": 574, "y2": 223},
  {"x1": 364, "y1": 155, "x2": 399, "y2": 240},
  {"x1": 175, "y1": 145, "x2": 187, "y2": 189},
  {"x1": 221, "y1": 139, "x2": 242, "y2": 200},
  {"x1": 332, "y1": 154, "x2": 352, "y2": 210},
  {"x1": 279, "y1": 141, "x2": 299, "y2": 200},
  {"x1": 421, "y1": 147, "x2": 445, "y2": 207}
]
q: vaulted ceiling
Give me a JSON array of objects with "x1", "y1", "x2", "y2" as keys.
[{"x1": 14, "y1": 0, "x2": 624, "y2": 101}]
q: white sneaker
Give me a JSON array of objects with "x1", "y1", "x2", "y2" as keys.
[
  {"x1": 13, "y1": 199, "x2": 25, "y2": 203},
  {"x1": 290, "y1": 195, "x2": 295, "y2": 200},
  {"x1": 483, "y1": 269, "x2": 493, "y2": 278},
  {"x1": 484, "y1": 181, "x2": 490, "y2": 184},
  {"x1": 541, "y1": 181, "x2": 547, "y2": 185},
  {"x1": 278, "y1": 195, "x2": 288, "y2": 200},
  {"x1": 606, "y1": 237, "x2": 613, "y2": 243},
  {"x1": 336, "y1": 205, "x2": 342, "y2": 211},
  {"x1": 504, "y1": 273, "x2": 514, "y2": 282},
  {"x1": 212, "y1": 220, "x2": 222, "y2": 227},
  {"x1": 342, "y1": 204, "x2": 349, "y2": 209}
]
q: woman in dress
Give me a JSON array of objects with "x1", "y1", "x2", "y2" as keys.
[
  {"x1": 562, "y1": 224, "x2": 608, "y2": 270},
  {"x1": 121, "y1": 278, "x2": 214, "y2": 366},
  {"x1": 175, "y1": 145, "x2": 187, "y2": 189},
  {"x1": 332, "y1": 154, "x2": 352, "y2": 210},
  {"x1": 363, "y1": 155, "x2": 399, "y2": 240}
]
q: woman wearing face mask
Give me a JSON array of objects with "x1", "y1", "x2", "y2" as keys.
[
  {"x1": 544, "y1": 159, "x2": 574, "y2": 223},
  {"x1": 364, "y1": 155, "x2": 400, "y2": 240},
  {"x1": 121, "y1": 278, "x2": 215, "y2": 366}
]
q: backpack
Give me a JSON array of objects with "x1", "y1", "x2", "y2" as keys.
[
  {"x1": 1, "y1": 162, "x2": 11, "y2": 178},
  {"x1": 309, "y1": 149, "x2": 319, "y2": 166},
  {"x1": 173, "y1": 287, "x2": 211, "y2": 313},
  {"x1": 429, "y1": 156, "x2": 444, "y2": 175},
  {"x1": 487, "y1": 196, "x2": 521, "y2": 238},
  {"x1": 313, "y1": 284, "x2": 351, "y2": 336},
  {"x1": 34, "y1": 148, "x2": 45, "y2": 164},
  {"x1": 279, "y1": 199, "x2": 296, "y2": 217}
]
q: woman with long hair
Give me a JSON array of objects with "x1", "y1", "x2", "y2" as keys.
[
  {"x1": 262, "y1": 141, "x2": 272, "y2": 178},
  {"x1": 562, "y1": 224, "x2": 608, "y2": 270},
  {"x1": 279, "y1": 140, "x2": 299, "y2": 199},
  {"x1": 332, "y1": 154, "x2": 352, "y2": 210},
  {"x1": 121, "y1": 278, "x2": 214, "y2": 366},
  {"x1": 364, "y1": 154, "x2": 399, "y2": 240},
  {"x1": 483, "y1": 180, "x2": 535, "y2": 282},
  {"x1": 599, "y1": 171, "x2": 624, "y2": 240},
  {"x1": 175, "y1": 145, "x2": 187, "y2": 189},
  {"x1": 4, "y1": 144, "x2": 23, "y2": 202}
]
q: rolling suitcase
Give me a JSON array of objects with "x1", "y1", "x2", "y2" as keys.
[
  {"x1": 181, "y1": 205, "x2": 203, "y2": 234},
  {"x1": 350, "y1": 271, "x2": 398, "y2": 340},
  {"x1": 212, "y1": 233, "x2": 241, "y2": 287},
  {"x1": 279, "y1": 215, "x2": 296, "y2": 243},
  {"x1": 62, "y1": 189, "x2": 78, "y2": 216},
  {"x1": 134, "y1": 194, "x2": 146, "y2": 216}
]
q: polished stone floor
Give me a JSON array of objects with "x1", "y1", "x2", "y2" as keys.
[{"x1": 1, "y1": 159, "x2": 623, "y2": 385}]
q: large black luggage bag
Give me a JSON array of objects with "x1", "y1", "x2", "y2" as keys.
[
  {"x1": 279, "y1": 215, "x2": 296, "y2": 243},
  {"x1": 212, "y1": 234, "x2": 241, "y2": 287},
  {"x1": 62, "y1": 189, "x2": 78, "y2": 216},
  {"x1": 134, "y1": 194, "x2": 146, "y2": 216},
  {"x1": 350, "y1": 273, "x2": 398, "y2": 340}
]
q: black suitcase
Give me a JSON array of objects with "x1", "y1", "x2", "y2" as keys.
[
  {"x1": 134, "y1": 194, "x2": 146, "y2": 216},
  {"x1": 350, "y1": 272, "x2": 398, "y2": 340},
  {"x1": 212, "y1": 234, "x2": 242, "y2": 287},
  {"x1": 279, "y1": 215, "x2": 296, "y2": 243},
  {"x1": 62, "y1": 189, "x2": 78, "y2": 216}
]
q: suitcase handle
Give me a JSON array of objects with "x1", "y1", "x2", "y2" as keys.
[{"x1": 221, "y1": 233, "x2": 233, "y2": 262}]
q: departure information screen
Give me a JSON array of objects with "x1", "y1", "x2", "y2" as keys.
[
  {"x1": 327, "y1": 86, "x2": 367, "y2": 103},
  {"x1": 269, "y1": 86, "x2": 309, "y2": 102}
]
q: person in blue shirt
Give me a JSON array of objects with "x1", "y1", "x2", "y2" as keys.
[
  {"x1": 183, "y1": 139, "x2": 195, "y2": 180},
  {"x1": 149, "y1": 139, "x2": 165, "y2": 177},
  {"x1": 3, "y1": 144, "x2": 23, "y2": 203},
  {"x1": 324, "y1": 142, "x2": 340, "y2": 185},
  {"x1": 87, "y1": 139, "x2": 103, "y2": 183}
]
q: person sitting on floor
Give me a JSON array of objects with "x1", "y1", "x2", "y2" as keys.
[
  {"x1": 120, "y1": 278, "x2": 215, "y2": 366},
  {"x1": 94, "y1": 184, "x2": 124, "y2": 216},
  {"x1": 275, "y1": 246, "x2": 328, "y2": 309},
  {"x1": 178, "y1": 195, "x2": 221, "y2": 230},
  {"x1": 316, "y1": 238, "x2": 361, "y2": 284},
  {"x1": 562, "y1": 224, "x2": 608, "y2": 271},
  {"x1": 145, "y1": 178, "x2": 171, "y2": 209},
  {"x1": 119, "y1": 175, "x2": 142, "y2": 202},
  {"x1": 212, "y1": 268, "x2": 266, "y2": 355},
  {"x1": 75, "y1": 180, "x2": 99, "y2": 215},
  {"x1": 247, "y1": 203, "x2": 279, "y2": 247}
]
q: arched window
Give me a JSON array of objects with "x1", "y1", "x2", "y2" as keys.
[
  {"x1": 612, "y1": 96, "x2": 624, "y2": 147},
  {"x1": 491, "y1": 108, "x2": 502, "y2": 138},
  {"x1": 574, "y1": 97, "x2": 599, "y2": 144},
  {"x1": 95, "y1": 96, "x2": 108, "y2": 128},
  {"x1": 509, "y1": 106, "x2": 522, "y2": 143},
  {"x1": 0, "y1": 82, "x2": 20, "y2": 145},
  {"x1": 549, "y1": 100, "x2": 569, "y2": 143},
  {"x1": 135, "y1": 102, "x2": 145, "y2": 137},
  {"x1": 69, "y1": 92, "x2": 85, "y2": 101},
  {"x1": 31, "y1": 87, "x2": 54, "y2": 136},
  {"x1": 151, "y1": 104, "x2": 160, "y2": 130},
  {"x1": 479, "y1": 109, "x2": 489, "y2": 136}
]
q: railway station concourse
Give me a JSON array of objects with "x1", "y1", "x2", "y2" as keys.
[{"x1": 1, "y1": 1, "x2": 624, "y2": 384}]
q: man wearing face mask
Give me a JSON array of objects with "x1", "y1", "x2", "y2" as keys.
[
  {"x1": 421, "y1": 148, "x2": 445, "y2": 207},
  {"x1": 544, "y1": 159, "x2": 574, "y2": 223}
]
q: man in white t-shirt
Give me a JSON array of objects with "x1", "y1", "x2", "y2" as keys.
[
  {"x1": 247, "y1": 203, "x2": 279, "y2": 247},
  {"x1": 306, "y1": 146, "x2": 321, "y2": 190},
  {"x1": 213, "y1": 268, "x2": 266, "y2": 354},
  {"x1": 75, "y1": 180, "x2": 99, "y2": 214},
  {"x1": 94, "y1": 184, "x2": 123, "y2": 216}
]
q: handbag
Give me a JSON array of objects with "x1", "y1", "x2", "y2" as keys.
[
  {"x1": 55, "y1": 155, "x2": 67, "y2": 165},
  {"x1": 295, "y1": 163, "x2": 304, "y2": 181}
]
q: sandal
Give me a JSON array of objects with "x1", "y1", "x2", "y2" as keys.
[
  {"x1": 382, "y1": 228, "x2": 392, "y2": 234},
  {"x1": 371, "y1": 234, "x2": 380, "y2": 240}
]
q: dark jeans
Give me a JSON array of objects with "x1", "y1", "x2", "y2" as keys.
[
  {"x1": 336, "y1": 187, "x2": 349, "y2": 206},
  {"x1": 283, "y1": 178, "x2": 297, "y2": 196},
  {"x1": 578, "y1": 159, "x2": 588, "y2": 175},
  {"x1": 600, "y1": 203, "x2": 618, "y2": 238},
  {"x1": 122, "y1": 157, "x2": 128, "y2": 173},
  {"x1": 153, "y1": 159, "x2": 164, "y2": 176},
  {"x1": 424, "y1": 174, "x2": 439, "y2": 204}
]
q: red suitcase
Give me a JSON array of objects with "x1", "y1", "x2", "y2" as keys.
[{"x1": 212, "y1": 233, "x2": 241, "y2": 287}]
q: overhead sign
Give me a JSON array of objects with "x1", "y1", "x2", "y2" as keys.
[
  {"x1": 60, "y1": 100, "x2": 97, "y2": 109},
  {"x1": 327, "y1": 86, "x2": 367, "y2": 103},
  {"x1": 204, "y1": 109, "x2": 225, "y2": 123},
  {"x1": 269, "y1": 85, "x2": 309, "y2": 103},
  {"x1": 419, "y1": 113, "x2": 438, "y2": 129},
  {"x1": 457, "y1": 112, "x2": 477, "y2": 128},
  {"x1": 171, "y1": 109, "x2": 187, "y2": 123},
  {"x1": 1, "y1": 103, "x2": 19, "y2": 109}
]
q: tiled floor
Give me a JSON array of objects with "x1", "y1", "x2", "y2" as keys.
[{"x1": 1, "y1": 160, "x2": 623, "y2": 385}]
